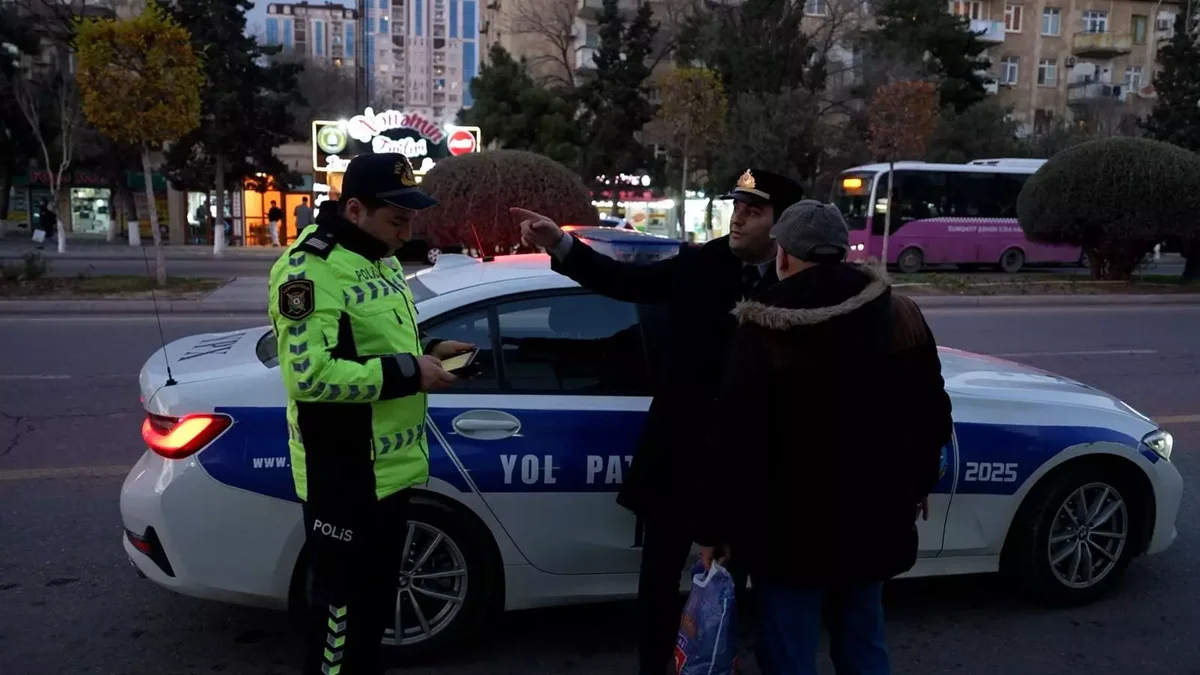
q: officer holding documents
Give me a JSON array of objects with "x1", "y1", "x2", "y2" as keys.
[{"x1": 268, "y1": 152, "x2": 474, "y2": 675}]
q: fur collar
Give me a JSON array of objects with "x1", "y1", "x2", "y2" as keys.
[{"x1": 732, "y1": 263, "x2": 891, "y2": 329}]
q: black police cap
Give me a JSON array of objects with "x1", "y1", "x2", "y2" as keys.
[
  {"x1": 340, "y1": 153, "x2": 439, "y2": 211},
  {"x1": 719, "y1": 168, "x2": 805, "y2": 216}
]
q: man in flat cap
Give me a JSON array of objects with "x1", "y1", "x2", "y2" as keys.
[
  {"x1": 689, "y1": 200, "x2": 953, "y2": 675},
  {"x1": 512, "y1": 168, "x2": 805, "y2": 675},
  {"x1": 269, "y1": 152, "x2": 474, "y2": 675}
]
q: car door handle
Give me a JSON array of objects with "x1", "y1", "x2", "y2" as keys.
[{"x1": 451, "y1": 410, "x2": 522, "y2": 440}]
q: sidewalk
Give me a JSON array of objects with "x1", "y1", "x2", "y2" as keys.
[
  {"x1": 0, "y1": 233, "x2": 284, "y2": 261},
  {"x1": 1, "y1": 278, "x2": 1198, "y2": 314}
]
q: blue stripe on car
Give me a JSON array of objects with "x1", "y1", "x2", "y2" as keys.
[{"x1": 197, "y1": 407, "x2": 1139, "y2": 501}]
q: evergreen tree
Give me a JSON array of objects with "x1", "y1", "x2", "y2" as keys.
[
  {"x1": 1142, "y1": 4, "x2": 1200, "y2": 151},
  {"x1": 459, "y1": 45, "x2": 584, "y2": 167},
  {"x1": 163, "y1": 0, "x2": 304, "y2": 246},
  {"x1": 576, "y1": 0, "x2": 658, "y2": 185},
  {"x1": 868, "y1": 0, "x2": 991, "y2": 113}
]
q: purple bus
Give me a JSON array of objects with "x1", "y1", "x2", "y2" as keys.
[{"x1": 832, "y1": 159, "x2": 1083, "y2": 273}]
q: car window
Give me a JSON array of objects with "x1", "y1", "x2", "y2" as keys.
[
  {"x1": 496, "y1": 293, "x2": 652, "y2": 395},
  {"x1": 424, "y1": 307, "x2": 500, "y2": 390}
]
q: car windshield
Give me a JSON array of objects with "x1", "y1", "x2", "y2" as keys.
[
  {"x1": 256, "y1": 273, "x2": 439, "y2": 368},
  {"x1": 831, "y1": 172, "x2": 875, "y2": 231}
]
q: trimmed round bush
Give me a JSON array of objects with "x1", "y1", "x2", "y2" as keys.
[
  {"x1": 412, "y1": 149, "x2": 598, "y2": 256},
  {"x1": 1016, "y1": 136, "x2": 1200, "y2": 279}
]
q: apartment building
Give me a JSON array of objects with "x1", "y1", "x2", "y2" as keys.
[
  {"x1": 361, "y1": 0, "x2": 482, "y2": 123},
  {"x1": 955, "y1": 0, "x2": 1184, "y2": 134},
  {"x1": 264, "y1": 2, "x2": 359, "y2": 69}
]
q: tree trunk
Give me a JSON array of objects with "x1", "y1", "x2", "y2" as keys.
[
  {"x1": 881, "y1": 163, "x2": 894, "y2": 269},
  {"x1": 49, "y1": 173, "x2": 66, "y2": 253},
  {"x1": 705, "y1": 196, "x2": 714, "y2": 238},
  {"x1": 678, "y1": 131, "x2": 689, "y2": 241},
  {"x1": 0, "y1": 166, "x2": 11, "y2": 235},
  {"x1": 141, "y1": 144, "x2": 167, "y2": 287},
  {"x1": 1181, "y1": 243, "x2": 1199, "y2": 282},
  {"x1": 213, "y1": 154, "x2": 227, "y2": 256}
]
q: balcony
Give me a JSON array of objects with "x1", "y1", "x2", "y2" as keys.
[
  {"x1": 575, "y1": 45, "x2": 597, "y2": 71},
  {"x1": 1067, "y1": 80, "x2": 1126, "y2": 106},
  {"x1": 1072, "y1": 32, "x2": 1133, "y2": 58},
  {"x1": 576, "y1": 0, "x2": 639, "y2": 18},
  {"x1": 970, "y1": 19, "x2": 1006, "y2": 45},
  {"x1": 984, "y1": 80, "x2": 1000, "y2": 95}
]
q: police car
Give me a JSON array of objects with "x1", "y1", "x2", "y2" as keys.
[{"x1": 122, "y1": 229, "x2": 1183, "y2": 661}]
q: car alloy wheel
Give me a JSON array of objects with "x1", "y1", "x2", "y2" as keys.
[
  {"x1": 383, "y1": 521, "x2": 469, "y2": 647},
  {"x1": 1047, "y1": 481, "x2": 1128, "y2": 590}
]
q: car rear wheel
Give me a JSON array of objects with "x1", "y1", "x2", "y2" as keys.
[
  {"x1": 1003, "y1": 464, "x2": 1141, "y2": 606},
  {"x1": 294, "y1": 498, "x2": 502, "y2": 665}
]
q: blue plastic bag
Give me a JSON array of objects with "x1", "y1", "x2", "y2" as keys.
[{"x1": 675, "y1": 561, "x2": 739, "y2": 675}]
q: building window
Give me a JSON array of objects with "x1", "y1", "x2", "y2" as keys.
[
  {"x1": 415, "y1": 0, "x2": 424, "y2": 36},
  {"x1": 450, "y1": 0, "x2": 459, "y2": 38},
  {"x1": 463, "y1": 0, "x2": 476, "y2": 39},
  {"x1": 1037, "y1": 59, "x2": 1056, "y2": 86},
  {"x1": 381, "y1": 16, "x2": 389, "y2": 33},
  {"x1": 1132, "y1": 15, "x2": 1148, "y2": 43},
  {"x1": 949, "y1": 1, "x2": 984, "y2": 20},
  {"x1": 1041, "y1": 7, "x2": 1060, "y2": 35},
  {"x1": 265, "y1": 17, "x2": 279, "y2": 45},
  {"x1": 366, "y1": 17, "x2": 375, "y2": 33},
  {"x1": 804, "y1": 0, "x2": 828, "y2": 16},
  {"x1": 345, "y1": 27, "x2": 353, "y2": 57},
  {"x1": 1000, "y1": 55, "x2": 1019, "y2": 85},
  {"x1": 1082, "y1": 10, "x2": 1108, "y2": 34},
  {"x1": 463, "y1": 41, "x2": 476, "y2": 106},
  {"x1": 1004, "y1": 4, "x2": 1021, "y2": 32},
  {"x1": 1125, "y1": 65, "x2": 1144, "y2": 91},
  {"x1": 315, "y1": 20, "x2": 325, "y2": 55},
  {"x1": 283, "y1": 20, "x2": 293, "y2": 47}
]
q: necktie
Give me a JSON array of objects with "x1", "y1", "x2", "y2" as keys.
[{"x1": 741, "y1": 264, "x2": 762, "y2": 298}]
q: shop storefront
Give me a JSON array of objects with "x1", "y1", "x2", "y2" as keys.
[
  {"x1": 591, "y1": 174, "x2": 675, "y2": 238},
  {"x1": 311, "y1": 107, "x2": 482, "y2": 202},
  {"x1": 680, "y1": 191, "x2": 733, "y2": 242},
  {"x1": 69, "y1": 187, "x2": 112, "y2": 234}
]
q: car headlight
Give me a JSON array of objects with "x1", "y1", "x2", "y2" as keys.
[{"x1": 1142, "y1": 429, "x2": 1173, "y2": 461}]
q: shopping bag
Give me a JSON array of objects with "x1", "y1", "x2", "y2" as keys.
[
  {"x1": 675, "y1": 561, "x2": 739, "y2": 675},
  {"x1": 31, "y1": 229, "x2": 45, "y2": 244}
]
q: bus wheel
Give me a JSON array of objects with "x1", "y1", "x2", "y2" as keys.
[
  {"x1": 897, "y1": 248, "x2": 924, "y2": 274},
  {"x1": 1000, "y1": 247, "x2": 1025, "y2": 274}
]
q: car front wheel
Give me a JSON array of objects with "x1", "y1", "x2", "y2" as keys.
[{"x1": 1004, "y1": 464, "x2": 1141, "y2": 606}]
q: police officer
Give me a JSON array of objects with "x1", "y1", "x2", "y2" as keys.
[
  {"x1": 269, "y1": 152, "x2": 475, "y2": 675},
  {"x1": 514, "y1": 168, "x2": 806, "y2": 675}
]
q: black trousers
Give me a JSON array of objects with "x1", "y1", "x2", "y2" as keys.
[
  {"x1": 636, "y1": 514, "x2": 748, "y2": 675},
  {"x1": 301, "y1": 489, "x2": 410, "y2": 675}
]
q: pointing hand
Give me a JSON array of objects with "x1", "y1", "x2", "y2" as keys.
[{"x1": 510, "y1": 207, "x2": 564, "y2": 250}]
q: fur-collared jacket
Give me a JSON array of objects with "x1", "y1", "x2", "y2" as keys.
[{"x1": 690, "y1": 262, "x2": 953, "y2": 586}]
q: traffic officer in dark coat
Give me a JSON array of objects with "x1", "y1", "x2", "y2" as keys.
[{"x1": 511, "y1": 168, "x2": 806, "y2": 675}]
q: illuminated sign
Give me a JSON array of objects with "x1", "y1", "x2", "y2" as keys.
[{"x1": 312, "y1": 108, "x2": 482, "y2": 175}]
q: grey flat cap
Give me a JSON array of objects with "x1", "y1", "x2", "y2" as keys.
[{"x1": 770, "y1": 199, "x2": 850, "y2": 261}]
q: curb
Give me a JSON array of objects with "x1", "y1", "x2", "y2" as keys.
[
  {"x1": 0, "y1": 299, "x2": 266, "y2": 314},
  {"x1": 907, "y1": 293, "x2": 1200, "y2": 307}
]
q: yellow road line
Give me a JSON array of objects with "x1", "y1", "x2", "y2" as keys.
[{"x1": 0, "y1": 465, "x2": 131, "y2": 481}]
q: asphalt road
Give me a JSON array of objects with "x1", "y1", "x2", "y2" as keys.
[{"x1": 1, "y1": 307, "x2": 1199, "y2": 675}]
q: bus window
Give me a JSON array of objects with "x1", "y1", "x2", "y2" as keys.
[
  {"x1": 872, "y1": 170, "x2": 947, "y2": 235},
  {"x1": 946, "y1": 172, "x2": 1029, "y2": 218},
  {"x1": 832, "y1": 172, "x2": 875, "y2": 230}
]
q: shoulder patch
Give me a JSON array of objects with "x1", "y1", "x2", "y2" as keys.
[
  {"x1": 279, "y1": 279, "x2": 315, "y2": 320},
  {"x1": 297, "y1": 226, "x2": 338, "y2": 259}
]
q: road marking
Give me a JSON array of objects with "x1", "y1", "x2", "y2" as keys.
[
  {"x1": 0, "y1": 374, "x2": 71, "y2": 380},
  {"x1": 990, "y1": 349, "x2": 1159, "y2": 358},
  {"x1": 1156, "y1": 415, "x2": 1200, "y2": 426},
  {"x1": 0, "y1": 465, "x2": 131, "y2": 481}
]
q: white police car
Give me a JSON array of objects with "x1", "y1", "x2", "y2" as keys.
[{"x1": 122, "y1": 230, "x2": 1183, "y2": 661}]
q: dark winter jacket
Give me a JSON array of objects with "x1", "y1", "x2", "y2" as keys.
[
  {"x1": 690, "y1": 262, "x2": 953, "y2": 586},
  {"x1": 550, "y1": 234, "x2": 777, "y2": 519}
]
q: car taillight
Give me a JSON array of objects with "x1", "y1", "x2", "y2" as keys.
[{"x1": 141, "y1": 413, "x2": 231, "y2": 460}]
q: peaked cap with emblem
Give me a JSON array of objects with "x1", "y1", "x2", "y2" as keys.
[
  {"x1": 340, "y1": 152, "x2": 440, "y2": 211},
  {"x1": 719, "y1": 168, "x2": 805, "y2": 218}
]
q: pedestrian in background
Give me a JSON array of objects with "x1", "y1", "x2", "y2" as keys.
[
  {"x1": 512, "y1": 167, "x2": 805, "y2": 675},
  {"x1": 690, "y1": 200, "x2": 953, "y2": 675},
  {"x1": 267, "y1": 200, "x2": 284, "y2": 246},
  {"x1": 294, "y1": 196, "x2": 314, "y2": 232}
]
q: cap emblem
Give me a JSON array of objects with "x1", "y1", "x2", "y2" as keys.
[
  {"x1": 395, "y1": 158, "x2": 417, "y2": 187},
  {"x1": 737, "y1": 169, "x2": 756, "y2": 191}
]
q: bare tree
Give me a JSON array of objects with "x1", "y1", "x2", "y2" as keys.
[{"x1": 506, "y1": 0, "x2": 579, "y2": 89}]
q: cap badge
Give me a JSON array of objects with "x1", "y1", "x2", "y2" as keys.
[
  {"x1": 737, "y1": 169, "x2": 756, "y2": 191},
  {"x1": 395, "y1": 158, "x2": 417, "y2": 187}
]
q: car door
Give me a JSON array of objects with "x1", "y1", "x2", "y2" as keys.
[{"x1": 424, "y1": 289, "x2": 653, "y2": 575}]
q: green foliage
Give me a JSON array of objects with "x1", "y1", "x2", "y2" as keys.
[
  {"x1": 163, "y1": 0, "x2": 304, "y2": 191},
  {"x1": 412, "y1": 150, "x2": 598, "y2": 255},
  {"x1": 866, "y1": 0, "x2": 991, "y2": 113},
  {"x1": 925, "y1": 101, "x2": 1024, "y2": 163},
  {"x1": 1016, "y1": 137, "x2": 1200, "y2": 279},
  {"x1": 868, "y1": 79, "x2": 939, "y2": 161},
  {"x1": 460, "y1": 45, "x2": 584, "y2": 168},
  {"x1": 676, "y1": 0, "x2": 821, "y2": 99},
  {"x1": 1141, "y1": 4, "x2": 1200, "y2": 151},
  {"x1": 714, "y1": 87, "x2": 829, "y2": 188},
  {"x1": 75, "y1": 1, "x2": 204, "y2": 147},
  {"x1": 577, "y1": 0, "x2": 659, "y2": 184}
]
